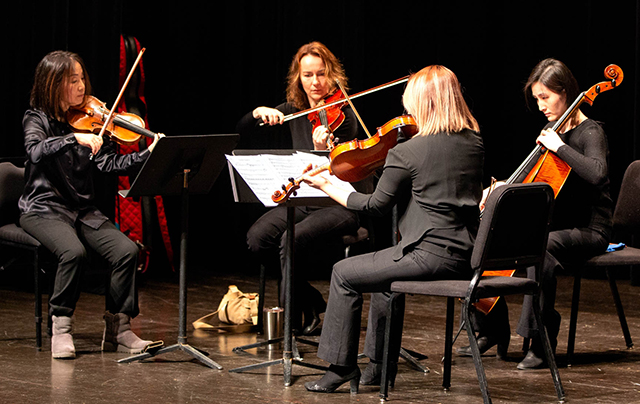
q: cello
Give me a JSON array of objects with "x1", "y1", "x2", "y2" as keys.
[{"x1": 475, "y1": 64, "x2": 624, "y2": 315}]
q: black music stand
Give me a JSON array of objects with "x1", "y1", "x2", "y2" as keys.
[
  {"x1": 117, "y1": 134, "x2": 239, "y2": 369},
  {"x1": 227, "y1": 150, "x2": 333, "y2": 385}
]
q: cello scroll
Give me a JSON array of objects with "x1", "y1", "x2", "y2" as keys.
[{"x1": 584, "y1": 64, "x2": 623, "y2": 105}]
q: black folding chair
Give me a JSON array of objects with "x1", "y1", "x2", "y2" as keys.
[
  {"x1": 567, "y1": 160, "x2": 640, "y2": 365},
  {"x1": 0, "y1": 162, "x2": 51, "y2": 349},
  {"x1": 379, "y1": 183, "x2": 565, "y2": 404}
]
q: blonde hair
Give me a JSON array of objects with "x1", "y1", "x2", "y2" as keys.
[
  {"x1": 286, "y1": 41, "x2": 348, "y2": 110},
  {"x1": 402, "y1": 65, "x2": 479, "y2": 136}
]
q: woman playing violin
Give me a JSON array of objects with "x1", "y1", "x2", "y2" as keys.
[
  {"x1": 460, "y1": 58, "x2": 613, "y2": 370},
  {"x1": 236, "y1": 41, "x2": 363, "y2": 335},
  {"x1": 19, "y1": 50, "x2": 162, "y2": 359},
  {"x1": 301, "y1": 65, "x2": 484, "y2": 393}
]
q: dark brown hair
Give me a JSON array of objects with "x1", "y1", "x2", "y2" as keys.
[
  {"x1": 30, "y1": 50, "x2": 92, "y2": 120},
  {"x1": 285, "y1": 41, "x2": 348, "y2": 110},
  {"x1": 524, "y1": 58, "x2": 579, "y2": 110}
]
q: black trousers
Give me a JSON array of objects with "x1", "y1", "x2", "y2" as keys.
[
  {"x1": 316, "y1": 243, "x2": 471, "y2": 367},
  {"x1": 20, "y1": 212, "x2": 140, "y2": 318},
  {"x1": 246, "y1": 205, "x2": 359, "y2": 324},
  {"x1": 517, "y1": 227, "x2": 608, "y2": 339},
  {"x1": 470, "y1": 227, "x2": 608, "y2": 343}
]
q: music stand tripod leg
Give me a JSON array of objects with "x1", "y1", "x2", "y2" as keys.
[{"x1": 119, "y1": 169, "x2": 222, "y2": 370}]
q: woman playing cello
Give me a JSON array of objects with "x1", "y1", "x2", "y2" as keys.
[{"x1": 459, "y1": 58, "x2": 613, "y2": 370}]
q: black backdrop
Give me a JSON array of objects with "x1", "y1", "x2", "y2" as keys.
[{"x1": 4, "y1": 1, "x2": 639, "y2": 275}]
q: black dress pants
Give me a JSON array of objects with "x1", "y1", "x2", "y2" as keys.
[
  {"x1": 317, "y1": 243, "x2": 471, "y2": 367},
  {"x1": 246, "y1": 204, "x2": 359, "y2": 325},
  {"x1": 470, "y1": 227, "x2": 608, "y2": 344},
  {"x1": 20, "y1": 213, "x2": 140, "y2": 318},
  {"x1": 516, "y1": 227, "x2": 608, "y2": 339}
]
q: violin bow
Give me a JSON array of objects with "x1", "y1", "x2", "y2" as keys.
[
  {"x1": 259, "y1": 75, "x2": 409, "y2": 126},
  {"x1": 335, "y1": 79, "x2": 372, "y2": 138},
  {"x1": 96, "y1": 48, "x2": 146, "y2": 140}
]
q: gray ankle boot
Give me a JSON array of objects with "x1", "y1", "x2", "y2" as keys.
[
  {"x1": 52, "y1": 315, "x2": 76, "y2": 359},
  {"x1": 102, "y1": 311, "x2": 152, "y2": 354}
]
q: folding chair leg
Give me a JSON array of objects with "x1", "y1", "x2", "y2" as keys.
[
  {"x1": 33, "y1": 251, "x2": 42, "y2": 349},
  {"x1": 380, "y1": 292, "x2": 403, "y2": 401},
  {"x1": 462, "y1": 302, "x2": 491, "y2": 404},
  {"x1": 567, "y1": 271, "x2": 582, "y2": 365},
  {"x1": 532, "y1": 295, "x2": 565, "y2": 402},
  {"x1": 258, "y1": 264, "x2": 266, "y2": 334},
  {"x1": 443, "y1": 297, "x2": 455, "y2": 390},
  {"x1": 606, "y1": 268, "x2": 633, "y2": 349}
]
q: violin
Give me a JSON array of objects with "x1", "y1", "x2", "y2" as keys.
[
  {"x1": 271, "y1": 115, "x2": 418, "y2": 203},
  {"x1": 67, "y1": 95, "x2": 157, "y2": 145},
  {"x1": 67, "y1": 47, "x2": 161, "y2": 151},
  {"x1": 474, "y1": 64, "x2": 624, "y2": 315}
]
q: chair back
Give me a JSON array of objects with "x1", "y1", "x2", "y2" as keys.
[
  {"x1": 613, "y1": 160, "x2": 640, "y2": 233},
  {"x1": 471, "y1": 183, "x2": 554, "y2": 275},
  {"x1": 0, "y1": 162, "x2": 25, "y2": 227}
]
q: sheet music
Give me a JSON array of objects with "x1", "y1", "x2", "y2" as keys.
[{"x1": 226, "y1": 152, "x2": 356, "y2": 207}]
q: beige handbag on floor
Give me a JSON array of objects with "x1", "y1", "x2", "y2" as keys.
[{"x1": 192, "y1": 285, "x2": 259, "y2": 329}]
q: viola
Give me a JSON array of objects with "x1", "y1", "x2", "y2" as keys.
[
  {"x1": 271, "y1": 115, "x2": 418, "y2": 204},
  {"x1": 307, "y1": 89, "x2": 346, "y2": 145},
  {"x1": 67, "y1": 95, "x2": 157, "y2": 145},
  {"x1": 475, "y1": 64, "x2": 624, "y2": 315}
]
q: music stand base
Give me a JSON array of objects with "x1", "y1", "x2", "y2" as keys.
[
  {"x1": 229, "y1": 357, "x2": 328, "y2": 386},
  {"x1": 118, "y1": 342, "x2": 223, "y2": 370},
  {"x1": 232, "y1": 336, "x2": 318, "y2": 362}
]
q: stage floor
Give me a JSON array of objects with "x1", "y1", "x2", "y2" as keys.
[{"x1": 1, "y1": 270, "x2": 639, "y2": 404}]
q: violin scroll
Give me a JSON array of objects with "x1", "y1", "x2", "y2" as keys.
[
  {"x1": 584, "y1": 64, "x2": 623, "y2": 105},
  {"x1": 271, "y1": 178, "x2": 300, "y2": 204}
]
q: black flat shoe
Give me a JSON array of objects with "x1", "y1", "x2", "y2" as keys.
[
  {"x1": 456, "y1": 334, "x2": 510, "y2": 360},
  {"x1": 360, "y1": 361, "x2": 397, "y2": 387},
  {"x1": 517, "y1": 350, "x2": 547, "y2": 370},
  {"x1": 304, "y1": 365, "x2": 361, "y2": 394},
  {"x1": 302, "y1": 299, "x2": 326, "y2": 336},
  {"x1": 301, "y1": 315, "x2": 321, "y2": 335}
]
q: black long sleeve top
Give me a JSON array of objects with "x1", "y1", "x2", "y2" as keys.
[
  {"x1": 235, "y1": 102, "x2": 359, "y2": 150},
  {"x1": 19, "y1": 109, "x2": 150, "y2": 229},
  {"x1": 515, "y1": 119, "x2": 613, "y2": 239},
  {"x1": 347, "y1": 129, "x2": 485, "y2": 261}
]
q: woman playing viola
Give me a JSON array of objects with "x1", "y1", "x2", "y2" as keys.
[
  {"x1": 20, "y1": 50, "x2": 162, "y2": 359},
  {"x1": 236, "y1": 41, "x2": 364, "y2": 335},
  {"x1": 460, "y1": 58, "x2": 613, "y2": 370},
  {"x1": 301, "y1": 65, "x2": 484, "y2": 393}
]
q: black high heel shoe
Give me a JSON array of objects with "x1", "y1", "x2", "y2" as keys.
[
  {"x1": 456, "y1": 333, "x2": 510, "y2": 360},
  {"x1": 304, "y1": 365, "x2": 361, "y2": 394},
  {"x1": 359, "y1": 360, "x2": 397, "y2": 387}
]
